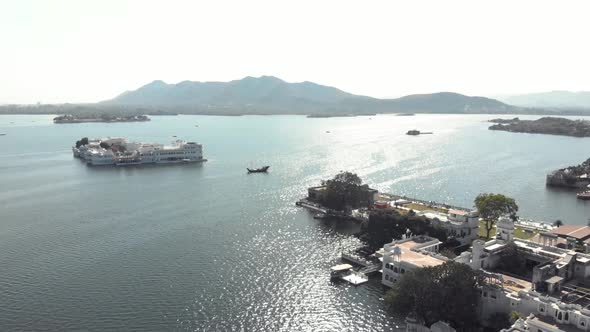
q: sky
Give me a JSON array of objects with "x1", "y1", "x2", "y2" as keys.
[{"x1": 1, "y1": 0, "x2": 590, "y2": 104}]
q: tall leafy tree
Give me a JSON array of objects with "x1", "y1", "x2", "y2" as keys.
[
  {"x1": 385, "y1": 261, "x2": 484, "y2": 331},
  {"x1": 474, "y1": 193, "x2": 518, "y2": 239},
  {"x1": 322, "y1": 172, "x2": 363, "y2": 210}
]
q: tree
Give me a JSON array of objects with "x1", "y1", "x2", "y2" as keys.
[
  {"x1": 485, "y1": 312, "x2": 511, "y2": 332},
  {"x1": 358, "y1": 209, "x2": 448, "y2": 250},
  {"x1": 474, "y1": 193, "x2": 518, "y2": 239},
  {"x1": 553, "y1": 219, "x2": 563, "y2": 227},
  {"x1": 497, "y1": 242, "x2": 525, "y2": 276},
  {"x1": 322, "y1": 172, "x2": 363, "y2": 211},
  {"x1": 75, "y1": 137, "x2": 89, "y2": 148},
  {"x1": 385, "y1": 261, "x2": 484, "y2": 332},
  {"x1": 99, "y1": 142, "x2": 111, "y2": 150},
  {"x1": 510, "y1": 311, "x2": 522, "y2": 323}
]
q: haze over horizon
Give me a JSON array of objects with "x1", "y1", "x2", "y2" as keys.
[{"x1": 2, "y1": 0, "x2": 590, "y2": 104}]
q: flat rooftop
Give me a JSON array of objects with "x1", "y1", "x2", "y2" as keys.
[
  {"x1": 448, "y1": 209, "x2": 468, "y2": 216},
  {"x1": 552, "y1": 225, "x2": 590, "y2": 241},
  {"x1": 501, "y1": 274, "x2": 532, "y2": 293},
  {"x1": 534, "y1": 315, "x2": 583, "y2": 332},
  {"x1": 396, "y1": 241, "x2": 446, "y2": 268}
]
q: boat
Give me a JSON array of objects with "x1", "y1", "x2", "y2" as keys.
[
  {"x1": 406, "y1": 130, "x2": 433, "y2": 135},
  {"x1": 247, "y1": 166, "x2": 270, "y2": 173},
  {"x1": 577, "y1": 191, "x2": 590, "y2": 200},
  {"x1": 330, "y1": 264, "x2": 353, "y2": 280}
]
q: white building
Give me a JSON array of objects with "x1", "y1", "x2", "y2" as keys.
[
  {"x1": 419, "y1": 209, "x2": 480, "y2": 246},
  {"x1": 73, "y1": 138, "x2": 205, "y2": 166},
  {"x1": 401, "y1": 216, "x2": 590, "y2": 332},
  {"x1": 503, "y1": 313, "x2": 590, "y2": 332},
  {"x1": 379, "y1": 235, "x2": 446, "y2": 287}
]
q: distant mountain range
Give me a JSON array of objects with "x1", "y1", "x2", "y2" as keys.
[
  {"x1": 101, "y1": 76, "x2": 520, "y2": 116},
  {"x1": 497, "y1": 91, "x2": 590, "y2": 109},
  {"x1": 3, "y1": 76, "x2": 590, "y2": 116}
]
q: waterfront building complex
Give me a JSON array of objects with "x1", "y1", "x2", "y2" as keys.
[
  {"x1": 381, "y1": 217, "x2": 590, "y2": 332},
  {"x1": 72, "y1": 137, "x2": 205, "y2": 166}
]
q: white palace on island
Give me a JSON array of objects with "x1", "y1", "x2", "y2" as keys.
[{"x1": 72, "y1": 137, "x2": 205, "y2": 166}]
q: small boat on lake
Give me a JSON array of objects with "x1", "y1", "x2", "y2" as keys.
[
  {"x1": 247, "y1": 166, "x2": 270, "y2": 173},
  {"x1": 406, "y1": 129, "x2": 433, "y2": 135}
]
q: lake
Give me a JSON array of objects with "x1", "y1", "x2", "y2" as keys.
[{"x1": 1, "y1": 114, "x2": 589, "y2": 331}]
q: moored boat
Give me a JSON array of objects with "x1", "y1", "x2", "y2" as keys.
[
  {"x1": 577, "y1": 191, "x2": 590, "y2": 200},
  {"x1": 330, "y1": 264, "x2": 353, "y2": 280}
]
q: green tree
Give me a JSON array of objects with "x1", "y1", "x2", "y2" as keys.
[
  {"x1": 322, "y1": 172, "x2": 363, "y2": 211},
  {"x1": 485, "y1": 312, "x2": 511, "y2": 332},
  {"x1": 385, "y1": 261, "x2": 484, "y2": 332},
  {"x1": 99, "y1": 142, "x2": 111, "y2": 150},
  {"x1": 553, "y1": 219, "x2": 563, "y2": 227},
  {"x1": 75, "y1": 137, "x2": 89, "y2": 148},
  {"x1": 510, "y1": 311, "x2": 522, "y2": 323},
  {"x1": 358, "y1": 209, "x2": 448, "y2": 250},
  {"x1": 497, "y1": 242, "x2": 525, "y2": 275},
  {"x1": 474, "y1": 193, "x2": 518, "y2": 239}
]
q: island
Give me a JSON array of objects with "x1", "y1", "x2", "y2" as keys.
[
  {"x1": 488, "y1": 117, "x2": 590, "y2": 137},
  {"x1": 53, "y1": 114, "x2": 150, "y2": 124},
  {"x1": 306, "y1": 113, "x2": 376, "y2": 118},
  {"x1": 546, "y1": 157, "x2": 590, "y2": 188}
]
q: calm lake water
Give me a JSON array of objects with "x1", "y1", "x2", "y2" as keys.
[{"x1": 1, "y1": 114, "x2": 589, "y2": 331}]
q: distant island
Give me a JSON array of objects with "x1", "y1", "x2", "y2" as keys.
[
  {"x1": 488, "y1": 117, "x2": 519, "y2": 124},
  {"x1": 54, "y1": 114, "x2": 150, "y2": 124},
  {"x1": 306, "y1": 113, "x2": 376, "y2": 118},
  {"x1": 546, "y1": 157, "x2": 590, "y2": 188},
  {"x1": 488, "y1": 117, "x2": 590, "y2": 137}
]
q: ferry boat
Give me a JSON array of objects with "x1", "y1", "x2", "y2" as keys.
[{"x1": 72, "y1": 137, "x2": 206, "y2": 166}]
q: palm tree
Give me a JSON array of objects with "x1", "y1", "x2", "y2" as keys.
[{"x1": 553, "y1": 220, "x2": 564, "y2": 227}]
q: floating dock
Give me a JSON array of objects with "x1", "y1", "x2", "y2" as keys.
[{"x1": 341, "y1": 271, "x2": 369, "y2": 285}]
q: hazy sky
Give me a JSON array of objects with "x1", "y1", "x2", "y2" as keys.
[{"x1": 2, "y1": 0, "x2": 590, "y2": 103}]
